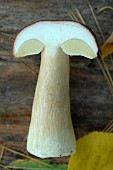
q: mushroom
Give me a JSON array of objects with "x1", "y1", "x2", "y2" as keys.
[{"x1": 13, "y1": 21, "x2": 98, "y2": 158}]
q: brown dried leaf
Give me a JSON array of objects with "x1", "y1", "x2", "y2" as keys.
[{"x1": 101, "y1": 32, "x2": 113, "y2": 59}]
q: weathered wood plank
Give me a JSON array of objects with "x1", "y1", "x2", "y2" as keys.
[
  {"x1": 0, "y1": 124, "x2": 28, "y2": 139},
  {"x1": 0, "y1": 57, "x2": 112, "y2": 133}
]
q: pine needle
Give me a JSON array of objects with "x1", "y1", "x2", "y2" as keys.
[
  {"x1": 6, "y1": 166, "x2": 50, "y2": 170},
  {"x1": 96, "y1": 57, "x2": 113, "y2": 96},
  {"x1": 19, "y1": 58, "x2": 37, "y2": 76},
  {"x1": 70, "y1": 10, "x2": 78, "y2": 21},
  {"x1": 0, "y1": 142, "x2": 5, "y2": 162},
  {"x1": 0, "y1": 163, "x2": 11, "y2": 170},
  {"x1": 68, "y1": 4, "x2": 113, "y2": 96},
  {"x1": 102, "y1": 60, "x2": 113, "y2": 87},
  {"x1": 110, "y1": 55, "x2": 113, "y2": 66},
  {"x1": 0, "y1": 145, "x2": 52, "y2": 168},
  {"x1": 1, "y1": 32, "x2": 14, "y2": 39},
  {"x1": 87, "y1": 2, "x2": 113, "y2": 95},
  {"x1": 103, "y1": 119, "x2": 113, "y2": 132},
  {"x1": 73, "y1": 5, "x2": 86, "y2": 25},
  {"x1": 67, "y1": 10, "x2": 75, "y2": 21},
  {"x1": 87, "y1": 2, "x2": 105, "y2": 41},
  {"x1": 98, "y1": 6, "x2": 113, "y2": 13},
  {"x1": 67, "y1": 10, "x2": 78, "y2": 21}
]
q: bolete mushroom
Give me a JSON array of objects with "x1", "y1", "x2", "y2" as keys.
[{"x1": 13, "y1": 21, "x2": 98, "y2": 158}]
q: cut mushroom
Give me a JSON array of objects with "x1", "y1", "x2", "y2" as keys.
[{"x1": 13, "y1": 21, "x2": 98, "y2": 158}]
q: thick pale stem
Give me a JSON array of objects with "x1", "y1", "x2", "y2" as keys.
[{"x1": 27, "y1": 47, "x2": 76, "y2": 158}]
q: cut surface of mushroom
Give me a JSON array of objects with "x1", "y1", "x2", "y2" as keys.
[
  {"x1": 16, "y1": 39, "x2": 44, "y2": 57},
  {"x1": 13, "y1": 21, "x2": 98, "y2": 158}
]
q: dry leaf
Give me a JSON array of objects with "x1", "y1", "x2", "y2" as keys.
[
  {"x1": 105, "y1": 32, "x2": 113, "y2": 43},
  {"x1": 68, "y1": 131, "x2": 113, "y2": 170},
  {"x1": 101, "y1": 32, "x2": 113, "y2": 59}
]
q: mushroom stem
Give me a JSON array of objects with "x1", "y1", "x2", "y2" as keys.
[{"x1": 27, "y1": 47, "x2": 76, "y2": 158}]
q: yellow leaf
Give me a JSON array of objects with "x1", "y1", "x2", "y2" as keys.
[
  {"x1": 68, "y1": 131, "x2": 113, "y2": 170},
  {"x1": 101, "y1": 32, "x2": 113, "y2": 59}
]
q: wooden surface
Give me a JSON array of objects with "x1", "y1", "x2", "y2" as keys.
[{"x1": 0, "y1": 0, "x2": 113, "y2": 167}]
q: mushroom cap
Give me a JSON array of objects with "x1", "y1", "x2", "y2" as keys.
[{"x1": 13, "y1": 21, "x2": 98, "y2": 59}]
